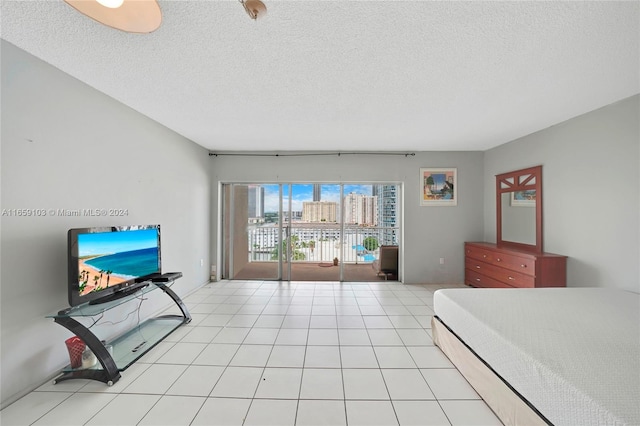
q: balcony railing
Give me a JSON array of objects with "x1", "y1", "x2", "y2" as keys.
[{"x1": 248, "y1": 225, "x2": 399, "y2": 264}]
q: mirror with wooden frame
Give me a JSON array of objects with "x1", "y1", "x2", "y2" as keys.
[{"x1": 496, "y1": 165, "x2": 543, "y2": 253}]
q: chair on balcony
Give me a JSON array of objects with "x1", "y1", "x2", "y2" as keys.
[{"x1": 372, "y1": 245, "x2": 398, "y2": 280}]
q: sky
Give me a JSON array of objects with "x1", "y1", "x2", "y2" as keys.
[
  {"x1": 78, "y1": 228, "x2": 158, "y2": 256},
  {"x1": 263, "y1": 184, "x2": 373, "y2": 213}
]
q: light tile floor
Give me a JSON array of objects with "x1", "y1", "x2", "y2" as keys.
[{"x1": 1, "y1": 281, "x2": 503, "y2": 426}]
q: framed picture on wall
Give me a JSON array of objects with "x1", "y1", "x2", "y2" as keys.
[{"x1": 420, "y1": 168, "x2": 457, "y2": 206}]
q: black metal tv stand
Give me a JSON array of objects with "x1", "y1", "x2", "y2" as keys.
[{"x1": 48, "y1": 276, "x2": 191, "y2": 386}]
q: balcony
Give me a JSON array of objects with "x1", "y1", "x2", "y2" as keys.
[
  {"x1": 232, "y1": 261, "x2": 383, "y2": 282},
  {"x1": 230, "y1": 225, "x2": 399, "y2": 282}
]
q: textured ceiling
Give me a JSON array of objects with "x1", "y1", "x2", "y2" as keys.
[{"x1": 1, "y1": 1, "x2": 638, "y2": 152}]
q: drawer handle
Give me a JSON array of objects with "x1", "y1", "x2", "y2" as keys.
[
  {"x1": 476, "y1": 278, "x2": 481, "y2": 282},
  {"x1": 520, "y1": 264, "x2": 527, "y2": 268},
  {"x1": 508, "y1": 276, "x2": 514, "y2": 280},
  {"x1": 483, "y1": 254, "x2": 487, "y2": 258},
  {"x1": 496, "y1": 258, "x2": 501, "y2": 262},
  {"x1": 475, "y1": 266, "x2": 481, "y2": 269}
]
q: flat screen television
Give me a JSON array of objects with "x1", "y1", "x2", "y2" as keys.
[{"x1": 67, "y1": 225, "x2": 161, "y2": 307}]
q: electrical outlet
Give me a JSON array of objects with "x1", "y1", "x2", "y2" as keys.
[
  {"x1": 200, "y1": 259, "x2": 204, "y2": 267},
  {"x1": 439, "y1": 258, "x2": 445, "y2": 265}
]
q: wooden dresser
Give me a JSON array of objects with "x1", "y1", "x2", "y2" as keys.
[{"x1": 465, "y1": 242, "x2": 567, "y2": 288}]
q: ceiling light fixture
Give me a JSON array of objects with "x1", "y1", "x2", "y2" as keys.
[
  {"x1": 95, "y1": 0, "x2": 124, "y2": 9},
  {"x1": 240, "y1": 0, "x2": 267, "y2": 20},
  {"x1": 64, "y1": 0, "x2": 162, "y2": 33}
]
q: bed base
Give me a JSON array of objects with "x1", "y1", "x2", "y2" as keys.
[{"x1": 431, "y1": 316, "x2": 551, "y2": 426}]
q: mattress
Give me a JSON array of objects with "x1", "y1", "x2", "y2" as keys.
[{"x1": 433, "y1": 288, "x2": 640, "y2": 426}]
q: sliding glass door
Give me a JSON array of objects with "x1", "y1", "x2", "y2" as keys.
[
  {"x1": 287, "y1": 184, "x2": 342, "y2": 281},
  {"x1": 221, "y1": 182, "x2": 401, "y2": 282},
  {"x1": 222, "y1": 184, "x2": 281, "y2": 280}
]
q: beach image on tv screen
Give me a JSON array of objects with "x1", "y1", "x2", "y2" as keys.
[{"x1": 77, "y1": 229, "x2": 159, "y2": 295}]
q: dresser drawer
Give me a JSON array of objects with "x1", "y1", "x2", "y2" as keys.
[
  {"x1": 491, "y1": 252, "x2": 535, "y2": 276},
  {"x1": 465, "y1": 269, "x2": 514, "y2": 288},
  {"x1": 465, "y1": 244, "x2": 535, "y2": 276},
  {"x1": 465, "y1": 259, "x2": 535, "y2": 288},
  {"x1": 465, "y1": 245, "x2": 495, "y2": 263}
]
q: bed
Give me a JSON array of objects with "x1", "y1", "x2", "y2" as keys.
[{"x1": 431, "y1": 288, "x2": 640, "y2": 426}]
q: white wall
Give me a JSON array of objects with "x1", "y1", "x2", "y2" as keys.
[
  {"x1": 484, "y1": 95, "x2": 639, "y2": 292},
  {"x1": 0, "y1": 41, "x2": 212, "y2": 407},
  {"x1": 210, "y1": 151, "x2": 485, "y2": 284}
]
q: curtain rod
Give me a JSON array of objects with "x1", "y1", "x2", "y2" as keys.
[{"x1": 209, "y1": 152, "x2": 415, "y2": 157}]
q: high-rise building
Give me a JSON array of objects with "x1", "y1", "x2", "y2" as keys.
[
  {"x1": 247, "y1": 185, "x2": 265, "y2": 219},
  {"x1": 282, "y1": 210, "x2": 303, "y2": 222},
  {"x1": 374, "y1": 185, "x2": 399, "y2": 244},
  {"x1": 302, "y1": 201, "x2": 337, "y2": 222},
  {"x1": 343, "y1": 193, "x2": 378, "y2": 225},
  {"x1": 313, "y1": 184, "x2": 321, "y2": 201}
]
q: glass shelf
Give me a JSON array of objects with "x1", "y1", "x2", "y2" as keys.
[
  {"x1": 47, "y1": 282, "x2": 173, "y2": 318},
  {"x1": 61, "y1": 316, "x2": 185, "y2": 373}
]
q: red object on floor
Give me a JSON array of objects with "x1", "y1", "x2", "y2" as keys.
[{"x1": 65, "y1": 336, "x2": 85, "y2": 369}]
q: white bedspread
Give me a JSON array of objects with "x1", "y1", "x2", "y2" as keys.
[{"x1": 434, "y1": 288, "x2": 640, "y2": 426}]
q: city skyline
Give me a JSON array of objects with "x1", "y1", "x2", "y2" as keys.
[{"x1": 262, "y1": 184, "x2": 374, "y2": 213}]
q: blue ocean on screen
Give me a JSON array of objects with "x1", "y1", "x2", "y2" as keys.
[{"x1": 85, "y1": 247, "x2": 159, "y2": 279}]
